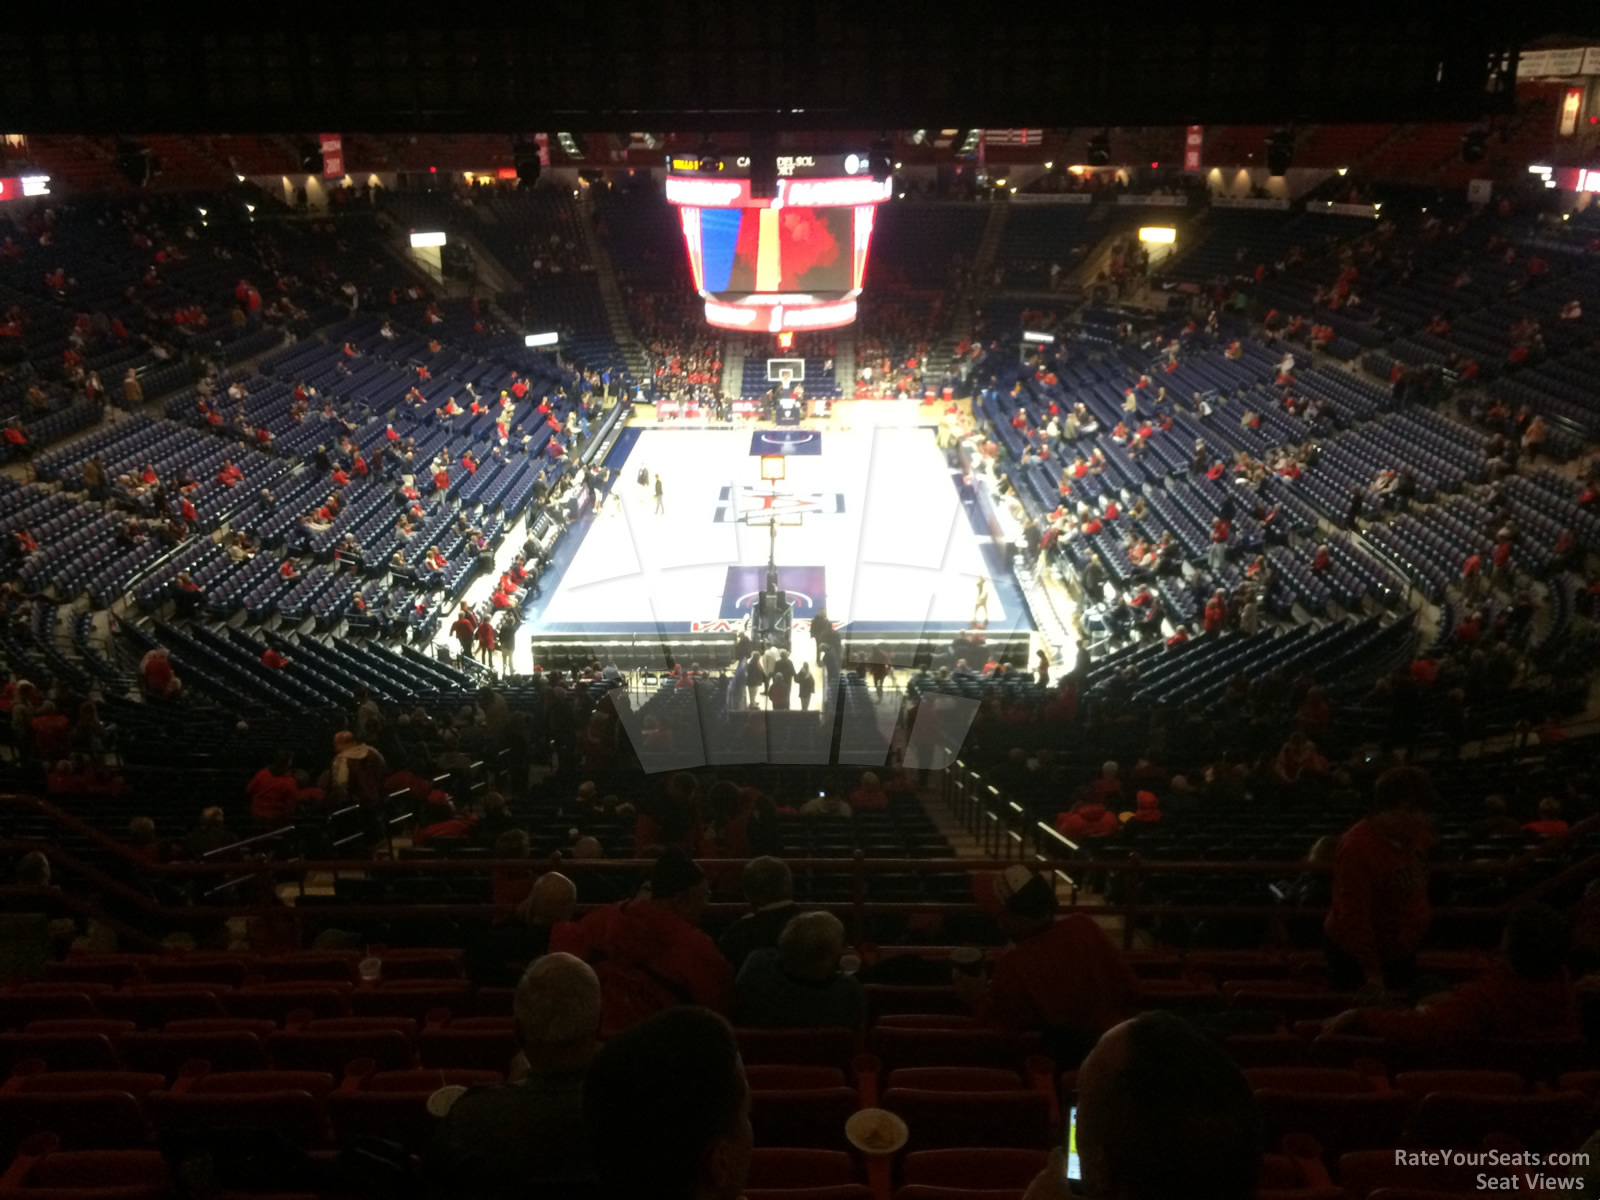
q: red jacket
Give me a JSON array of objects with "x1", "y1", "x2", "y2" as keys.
[
  {"x1": 550, "y1": 899, "x2": 733, "y2": 1035},
  {"x1": 988, "y1": 915, "x2": 1138, "y2": 1036},
  {"x1": 1356, "y1": 965, "x2": 1578, "y2": 1044},
  {"x1": 1058, "y1": 802, "x2": 1119, "y2": 839},
  {"x1": 248, "y1": 768, "x2": 303, "y2": 821},
  {"x1": 1324, "y1": 817, "x2": 1431, "y2": 976}
]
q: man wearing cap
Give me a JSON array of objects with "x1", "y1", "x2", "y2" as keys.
[
  {"x1": 959, "y1": 866, "x2": 1138, "y2": 1068},
  {"x1": 551, "y1": 847, "x2": 734, "y2": 1035},
  {"x1": 423, "y1": 952, "x2": 601, "y2": 1198}
]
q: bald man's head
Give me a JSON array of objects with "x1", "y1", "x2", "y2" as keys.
[
  {"x1": 1076, "y1": 1013, "x2": 1260, "y2": 1200},
  {"x1": 573, "y1": 836, "x2": 603, "y2": 859},
  {"x1": 523, "y1": 871, "x2": 578, "y2": 926},
  {"x1": 514, "y1": 951, "x2": 602, "y2": 1068}
]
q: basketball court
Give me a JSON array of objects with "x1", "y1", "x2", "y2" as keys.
[{"x1": 518, "y1": 423, "x2": 1030, "y2": 643}]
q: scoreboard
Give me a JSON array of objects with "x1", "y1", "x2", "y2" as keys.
[{"x1": 665, "y1": 153, "x2": 890, "y2": 334}]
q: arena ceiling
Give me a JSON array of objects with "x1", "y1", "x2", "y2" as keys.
[{"x1": 0, "y1": 4, "x2": 1559, "y2": 135}]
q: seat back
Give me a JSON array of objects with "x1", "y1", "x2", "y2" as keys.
[
  {"x1": 737, "y1": 1028, "x2": 857, "y2": 1070},
  {"x1": 747, "y1": 1148, "x2": 858, "y2": 1189},
  {"x1": 1253, "y1": 1091, "x2": 1414, "y2": 1158},
  {"x1": 869, "y1": 1028, "x2": 1036, "y2": 1073},
  {"x1": 1408, "y1": 1091, "x2": 1589, "y2": 1152},
  {"x1": 0, "y1": 1091, "x2": 154, "y2": 1158},
  {"x1": 266, "y1": 1030, "x2": 413, "y2": 1073},
  {"x1": 901, "y1": 1149, "x2": 1050, "y2": 1189},
  {"x1": 190, "y1": 1070, "x2": 337, "y2": 1100},
  {"x1": 882, "y1": 1089, "x2": 1052, "y2": 1151},
  {"x1": 146, "y1": 1090, "x2": 330, "y2": 1148},
  {"x1": 749, "y1": 1087, "x2": 860, "y2": 1149},
  {"x1": 118, "y1": 1031, "x2": 268, "y2": 1077}
]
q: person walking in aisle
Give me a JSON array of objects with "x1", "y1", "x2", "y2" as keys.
[
  {"x1": 654, "y1": 474, "x2": 664, "y2": 514},
  {"x1": 973, "y1": 575, "x2": 989, "y2": 628}
]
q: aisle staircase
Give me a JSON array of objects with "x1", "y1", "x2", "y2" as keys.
[
  {"x1": 573, "y1": 199, "x2": 649, "y2": 381},
  {"x1": 928, "y1": 200, "x2": 1009, "y2": 382},
  {"x1": 723, "y1": 339, "x2": 746, "y2": 400},
  {"x1": 833, "y1": 333, "x2": 856, "y2": 398}
]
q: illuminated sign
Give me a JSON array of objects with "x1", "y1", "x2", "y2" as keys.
[
  {"x1": 665, "y1": 176, "x2": 748, "y2": 206},
  {"x1": 670, "y1": 156, "x2": 720, "y2": 172},
  {"x1": 0, "y1": 175, "x2": 50, "y2": 201},
  {"x1": 1560, "y1": 87, "x2": 1584, "y2": 138},
  {"x1": 1138, "y1": 226, "x2": 1177, "y2": 244},
  {"x1": 782, "y1": 177, "x2": 892, "y2": 207},
  {"x1": 1576, "y1": 168, "x2": 1600, "y2": 192},
  {"x1": 701, "y1": 297, "x2": 858, "y2": 333},
  {"x1": 409, "y1": 231, "x2": 446, "y2": 248},
  {"x1": 1022, "y1": 331, "x2": 1056, "y2": 344},
  {"x1": 524, "y1": 332, "x2": 560, "y2": 347}
]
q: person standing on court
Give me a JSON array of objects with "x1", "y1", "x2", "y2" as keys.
[{"x1": 654, "y1": 474, "x2": 664, "y2": 514}]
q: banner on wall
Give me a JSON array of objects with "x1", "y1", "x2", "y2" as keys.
[
  {"x1": 1009, "y1": 193, "x2": 1093, "y2": 205},
  {"x1": 0, "y1": 176, "x2": 49, "y2": 202},
  {"x1": 1116, "y1": 194, "x2": 1189, "y2": 207},
  {"x1": 1210, "y1": 196, "x2": 1288, "y2": 210},
  {"x1": 1467, "y1": 179, "x2": 1493, "y2": 205},
  {"x1": 1184, "y1": 126, "x2": 1203, "y2": 172},
  {"x1": 320, "y1": 134, "x2": 343, "y2": 179}
]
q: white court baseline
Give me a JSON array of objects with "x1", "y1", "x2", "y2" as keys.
[{"x1": 528, "y1": 426, "x2": 1022, "y2": 635}]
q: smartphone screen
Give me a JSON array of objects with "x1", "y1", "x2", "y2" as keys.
[{"x1": 1063, "y1": 1102, "x2": 1081, "y2": 1185}]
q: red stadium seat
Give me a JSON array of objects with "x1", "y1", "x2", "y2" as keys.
[
  {"x1": 41, "y1": 960, "x2": 144, "y2": 988},
  {"x1": 901, "y1": 1148, "x2": 1049, "y2": 1189},
  {"x1": 747, "y1": 1148, "x2": 859, "y2": 1188},
  {"x1": 1223, "y1": 1034, "x2": 1305, "y2": 1067},
  {"x1": 362, "y1": 1068, "x2": 501, "y2": 1091},
  {"x1": 222, "y1": 986, "x2": 350, "y2": 1023},
  {"x1": 163, "y1": 1018, "x2": 278, "y2": 1036},
  {"x1": 750, "y1": 1087, "x2": 860, "y2": 1149},
  {"x1": 1133, "y1": 979, "x2": 1224, "y2": 1013},
  {"x1": 6, "y1": 1068, "x2": 166, "y2": 1097},
  {"x1": 1253, "y1": 1090, "x2": 1414, "y2": 1158},
  {"x1": 190, "y1": 1070, "x2": 337, "y2": 1100},
  {"x1": 884, "y1": 1067, "x2": 1024, "y2": 1092},
  {"x1": 326, "y1": 1090, "x2": 445, "y2": 1148},
  {"x1": 748, "y1": 1188, "x2": 872, "y2": 1200},
  {"x1": 0, "y1": 1136, "x2": 170, "y2": 1199},
  {"x1": 737, "y1": 1028, "x2": 858, "y2": 1070},
  {"x1": 1243, "y1": 1068, "x2": 1378, "y2": 1095},
  {"x1": 117, "y1": 1031, "x2": 268, "y2": 1077},
  {"x1": 868, "y1": 1027, "x2": 1037, "y2": 1073},
  {"x1": 746, "y1": 1065, "x2": 850, "y2": 1090},
  {"x1": 1407, "y1": 1090, "x2": 1589, "y2": 1152},
  {"x1": 24, "y1": 1020, "x2": 136, "y2": 1038},
  {"x1": 139, "y1": 958, "x2": 253, "y2": 987},
  {"x1": 881, "y1": 1089, "x2": 1052, "y2": 1151},
  {"x1": 1391, "y1": 1070, "x2": 1525, "y2": 1098},
  {"x1": 251, "y1": 954, "x2": 358, "y2": 984},
  {"x1": 894, "y1": 1187, "x2": 1024, "y2": 1200},
  {"x1": 416, "y1": 1027, "x2": 519, "y2": 1073},
  {"x1": 1338, "y1": 1139, "x2": 1523, "y2": 1200},
  {"x1": 346, "y1": 982, "x2": 469, "y2": 1023},
  {"x1": 864, "y1": 986, "x2": 966, "y2": 1021},
  {"x1": 0, "y1": 1033, "x2": 121, "y2": 1075},
  {"x1": 266, "y1": 1029, "x2": 413, "y2": 1074},
  {"x1": 374, "y1": 950, "x2": 463, "y2": 980},
  {"x1": 145, "y1": 1090, "x2": 332, "y2": 1148},
  {"x1": 873, "y1": 1014, "x2": 982, "y2": 1030},
  {"x1": 96, "y1": 987, "x2": 227, "y2": 1027},
  {"x1": 0, "y1": 991, "x2": 100, "y2": 1027},
  {"x1": 0, "y1": 1091, "x2": 154, "y2": 1157}
]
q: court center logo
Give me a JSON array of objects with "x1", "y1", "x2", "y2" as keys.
[{"x1": 713, "y1": 484, "x2": 846, "y2": 523}]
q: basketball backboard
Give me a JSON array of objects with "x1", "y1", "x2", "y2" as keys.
[{"x1": 766, "y1": 357, "x2": 806, "y2": 381}]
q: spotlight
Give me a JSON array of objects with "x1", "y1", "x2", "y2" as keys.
[
  {"x1": 1086, "y1": 131, "x2": 1111, "y2": 167},
  {"x1": 1266, "y1": 129, "x2": 1293, "y2": 177}
]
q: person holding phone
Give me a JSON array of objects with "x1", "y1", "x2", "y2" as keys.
[{"x1": 1024, "y1": 1012, "x2": 1261, "y2": 1200}]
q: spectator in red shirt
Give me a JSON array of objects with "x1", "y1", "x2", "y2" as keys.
[
  {"x1": 551, "y1": 849, "x2": 733, "y2": 1036},
  {"x1": 247, "y1": 750, "x2": 317, "y2": 825},
  {"x1": 956, "y1": 866, "x2": 1138, "y2": 1067},
  {"x1": 1203, "y1": 591, "x2": 1227, "y2": 634},
  {"x1": 848, "y1": 771, "x2": 889, "y2": 811},
  {"x1": 261, "y1": 647, "x2": 289, "y2": 670},
  {"x1": 1524, "y1": 796, "x2": 1569, "y2": 839},
  {"x1": 1058, "y1": 800, "x2": 1120, "y2": 840},
  {"x1": 1311, "y1": 544, "x2": 1331, "y2": 572},
  {"x1": 1323, "y1": 766, "x2": 1434, "y2": 994},
  {"x1": 1324, "y1": 905, "x2": 1577, "y2": 1045}
]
